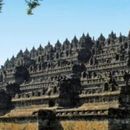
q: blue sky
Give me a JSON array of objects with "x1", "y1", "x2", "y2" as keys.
[{"x1": 0, "y1": 0, "x2": 130, "y2": 65}]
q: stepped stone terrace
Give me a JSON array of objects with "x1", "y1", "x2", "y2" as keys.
[{"x1": 0, "y1": 31, "x2": 130, "y2": 130}]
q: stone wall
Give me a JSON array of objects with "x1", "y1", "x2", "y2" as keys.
[
  {"x1": 109, "y1": 118, "x2": 130, "y2": 130},
  {"x1": 0, "y1": 122, "x2": 38, "y2": 130},
  {"x1": 60, "y1": 120, "x2": 108, "y2": 130}
]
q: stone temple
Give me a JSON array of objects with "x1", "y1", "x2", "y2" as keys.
[{"x1": 0, "y1": 31, "x2": 130, "y2": 130}]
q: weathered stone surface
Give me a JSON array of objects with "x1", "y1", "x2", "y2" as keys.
[{"x1": 0, "y1": 31, "x2": 130, "y2": 130}]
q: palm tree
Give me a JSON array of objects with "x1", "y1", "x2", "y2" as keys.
[
  {"x1": 0, "y1": 0, "x2": 43, "y2": 15},
  {"x1": 25, "y1": 0, "x2": 42, "y2": 15},
  {"x1": 0, "y1": 0, "x2": 3, "y2": 13}
]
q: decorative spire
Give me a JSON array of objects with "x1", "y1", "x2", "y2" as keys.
[
  {"x1": 98, "y1": 33, "x2": 105, "y2": 41},
  {"x1": 47, "y1": 41, "x2": 51, "y2": 46},
  {"x1": 82, "y1": 33, "x2": 86, "y2": 38},
  {"x1": 86, "y1": 33, "x2": 90, "y2": 38},
  {"x1": 109, "y1": 31, "x2": 116, "y2": 39},
  {"x1": 86, "y1": 33, "x2": 92, "y2": 41},
  {"x1": 9, "y1": 56, "x2": 15, "y2": 67},
  {"x1": 5, "y1": 58, "x2": 9, "y2": 63},
  {"x1": 128, "y1": 30, "x2": 130, "y2": 40},
  {"x1": 55, "y1": 40, "x2": 61, "y2": 49},
  {"x1": 119, "y1": 33, "x2": 123, "y2": 42},
  {"x1": 38, "y1": 44, "x2": 43, "y2": 51},
  {"x1": 64, "y1": 38, "x2": 70, "y2": 44},
  {"x1": 45, "y1": 42, "x2": 53, "y2": 52},
  {"x1": 31, "y1": 46, "x2": 36, "y2": 53},
  {"x1": 4, "y1": 58, "x2": 10, "y2": 66},
  {"x1": 79, "y1": 33, "x2": 86, "y2": 43},
  {"x1": 17, "y1": 50, "x2": 23, "y2": 58},
  {"x1": 71, "y1": 36, "x2": 78, "y2": 48},
  {"x1": 72, "y1": 36, "x2": 78, "y2": 44},
  {"x1": 63, "y1": 38, "x2": 70, "y2": 49},
  {"x1": 11, "y1": 55, "x2": 15, "y2": 61},
  {"x1": 24, "y1": 48, "x2": 30, "y2": 56}
]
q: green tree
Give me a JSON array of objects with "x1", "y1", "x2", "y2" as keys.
[
  {"x1": 0, "y1": 0, "x2": 3, "y2": 13},
  {"x1": 0, "y1": 0, "x2": 43, "y2": 15}
]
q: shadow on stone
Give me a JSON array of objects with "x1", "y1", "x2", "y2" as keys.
[{"x1": 33, "y1": 109, "x2": 63, "y2": 130}]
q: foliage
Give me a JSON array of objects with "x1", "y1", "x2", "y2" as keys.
[
  {"x1": 0, "y1": 0, "x2": 3, "y2": 13},
  {"x1": 0, "y1": 0, "x2": 42, "y2": 15},
  {"x1": 25, "y1": 0, "x2": 42, "y2": 15}
]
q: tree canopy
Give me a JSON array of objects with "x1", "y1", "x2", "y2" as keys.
[{"x1": 0, "y1": 0, "x2": 42, "y2": 15}]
